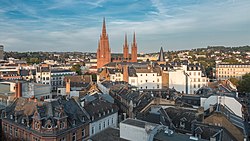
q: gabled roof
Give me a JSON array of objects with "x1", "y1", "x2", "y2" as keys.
[{"x1": 2, "y1": 96, "x2": 90, "y2": 134}]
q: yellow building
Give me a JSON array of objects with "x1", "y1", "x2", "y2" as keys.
[{"x1": 216, "y1": 63, "x2": 250, "y2": 80}]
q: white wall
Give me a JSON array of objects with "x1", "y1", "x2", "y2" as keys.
[
  {"x1": 120, "y1": 122, "x2": 150, "y2": 141},
  {"x1": 89, "y1": 112, "x2": 118, "y2": 136},
  {"x1": 136, "y1": 73, "x2": 162, "y2": 89},
  {"x1": 168, "y1": 69, "x2": 186, "y2": 93},
  {"x1": 129, "y1": 77, "x2": 138, "y2": 87},
  {"x1": 187, "y1": 70, "x2": 208, "y2": 94},
  {"x1": 203, "y1": 95, "x2": 242, "y2": 118}
]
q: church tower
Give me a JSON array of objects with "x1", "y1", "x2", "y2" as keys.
[
  {"x1": 97, "y1": 18, "x2": 111, "y2": 69},
  {"x1": 123, "y1": 34, "x2": 129, "y2": 61},
  {"x1": 131, "y1": 32, "x2": 137, "y2": 62}
]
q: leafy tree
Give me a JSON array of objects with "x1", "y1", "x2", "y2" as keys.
[
  {"x1": 238, "y1": 73, "x2": 250, "y2": 93},
  {"x1": 229, "y1": 77, "x2": 239, "y2": 87},
  {"x1": 71, "y1": 64, "x2": 82, "y2": 75}
]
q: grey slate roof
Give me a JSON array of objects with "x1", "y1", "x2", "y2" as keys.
[{"x1": 2, "y1": 96, "x2": 90, "y2": 135}]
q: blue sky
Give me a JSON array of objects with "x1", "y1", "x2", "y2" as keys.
[{"x1": 0, "y1": 0, "x2": 250, "y2": 53}]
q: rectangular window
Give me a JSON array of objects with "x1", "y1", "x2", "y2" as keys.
[
  {"x1": 60, "y1": 137, "x2": 66, "y2": 141},
  {"x1": 10, "y1": 126, "x2": 12, "y2": 135},
  {"x1": 103, "y1": 121, "x2": 106, "y2": 128},
  {"x1": 72, "y1": 133, "x2": 76, "y2": 141},
  {"x1": 4, "y1": 124, "x2": 7, "y2": 132},
  {"x1": 92, "y1": 127, "x2": 95, "y2": 135},
  {"x1": 15, "y1": 128, "x2": 18, "y2": 137},
  {"x1": 99, "y1": 123, "x2": 101, "y2": 130},
  {"x1": 112, "y1": 118, "x2": 114, "y2": 124},
  {"x1": 82, "y1": 128, "x2": 85, "y2": 137},
  {"x1": 108, "y1": 119, "x2": 110, "y2": 126}
]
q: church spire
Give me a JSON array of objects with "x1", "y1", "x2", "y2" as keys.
[
  {"x1": 97, "y1": 17, "x2": 111, "y2": 69},
  {"x1": 131, "y1": 32, "x2": 137, "y2": 62},
  {"x1": 158, "y1": 47, "x2": 165, "y2": 62},
  {"x1": 102, "y1": 17, "x2": 106, "y2": 36},
  {"x1": 123, "y1": 33, "x2": 129, "y2": 59},
  {"x1": 133, "y1": 32, "x2": 136, "y2": 45}
]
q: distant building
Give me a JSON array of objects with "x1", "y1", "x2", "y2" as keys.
[
  {"x1": 50, "y1": 69, "x2": 76, "y2": 91},
  {"x1": 97, "y1": 18, "x2": 111, "y2": 69},
  {"x1": 162, "y1": 63, "x2": 208, "y2": 94},
  {"x1": 216, "y1": 63, "x2": 250, "y2": 80},
  {"x1": 0, "y1": 65, "x2": 21, "y2": 80},
  {"x1": 57, "y1": 75, "x2": 92, "y2": 97},
  {"x1": 0, "y1": 45, "x2": 4, "y2": 60},
  {"x1": 35, "y1": 64, "x2": 51, "y2": 85},
  {"x1": 97, "y1": 18, "x2": 138, "y2": 69},
  {"x1": 98, "y1": 64, "x2": 162, "y2": 90},
  {"x1": 0, "y1": 81, "x2": 52, "y2": 107}
]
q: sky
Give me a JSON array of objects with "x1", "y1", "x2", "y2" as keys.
[{"x1": 0, "y1": 0, "x2": 250, "y2": 53}]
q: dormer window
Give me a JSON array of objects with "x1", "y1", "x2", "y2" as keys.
[
  {"x1": 99, "y1": 113, "x2": 101, "y2": 117},
  {"x1": 82, "y1": 116, "x2": 85, "y2": 122},
  {"x1": 111, "y1": 108, "x2": 113, "y2": 112},
  {"x1": 35, "y1": 121, "x2": 40, "y2": 130},
  {"x1": 10, "y1": 115, "x2": 13, "y2": 119},
  {"x1": 60, "y1": 121, "x2": 64, "y2": 129},
  {"x1": 103, "y1": 111, "x2": 106, "y2": 116},
  {"x1": 47, "y1": 124, "x2": 52, "y2": 129},
  {"x1": 180, "y1": 121, "x2": 185, "y2": 129},
  {"x1": 73, "y1": 120, "x2": 76, "y2": 126},
  {"x1": 21, "y1": 118, "x2": 25, "y2": 124},
  {"x1": 92, "y1": 116, "x2": 94, "y2": 121},
  {"x1": 107, "y1": 110, "x2": 110, "y2": 114}
]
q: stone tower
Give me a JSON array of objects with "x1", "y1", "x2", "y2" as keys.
[
  {"x1": 97, "y1": 18, "x2": 111, "y2": 69},
  {"x1": 123, "y1": 34, "x2": 129, "y2": 61},
  {"x1": 131, "y1": 32, "x2": 137, "y2": 62}
]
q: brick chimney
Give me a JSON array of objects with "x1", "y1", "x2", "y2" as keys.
[
  {"x1": 66, "y1": 79, "x2": 70, "y2": 95},
  {"x1": 15, "y1": 82, "x2": 22, "y2": 98},
  {"x1": 123, "y1": 65, "x2": 129, "y2": 82}
]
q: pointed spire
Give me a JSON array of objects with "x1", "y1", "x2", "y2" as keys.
[
  {"x1": 125, "y1": 33, "x2": 128, "y2": 46},
  {"x1": 102, "y1": 17, "x2": 106, "y2": 36},
  {"x1": 158, "y1": 46, "x2": 165, "y2": 62},
  {"x1": 133, "y1": 32, "x2": 136, "y2": 45}
]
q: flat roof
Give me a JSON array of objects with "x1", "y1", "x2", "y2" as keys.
[
  {"x1": 88, "y1": 127, "x2": 128, "y2": 141},
  {"x1": 154, "y1": 131, "x2": 207, "y2": 141},
  {"x1": 121, "y1": 118, "x2": 158, "y2": 128}
]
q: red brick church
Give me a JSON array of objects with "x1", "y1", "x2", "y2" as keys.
[{"x1": 97, "y1": 18, "x2": 138, "y2": 69}]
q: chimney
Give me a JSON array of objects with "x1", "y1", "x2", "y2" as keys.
[
  {"x1": 15, "y1": 82, "x2": 22, "y2": 98},
  {"x1": 123, "y1": 65, "x2": 129, "y2": 82},
  {"x1": 66, "y1": 79, "x2": 70, "y2": 95}
]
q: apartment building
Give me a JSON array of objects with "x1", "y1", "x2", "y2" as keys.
[{"x1": 216, "y1": 63, "x2": 250, "y2": 80}]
